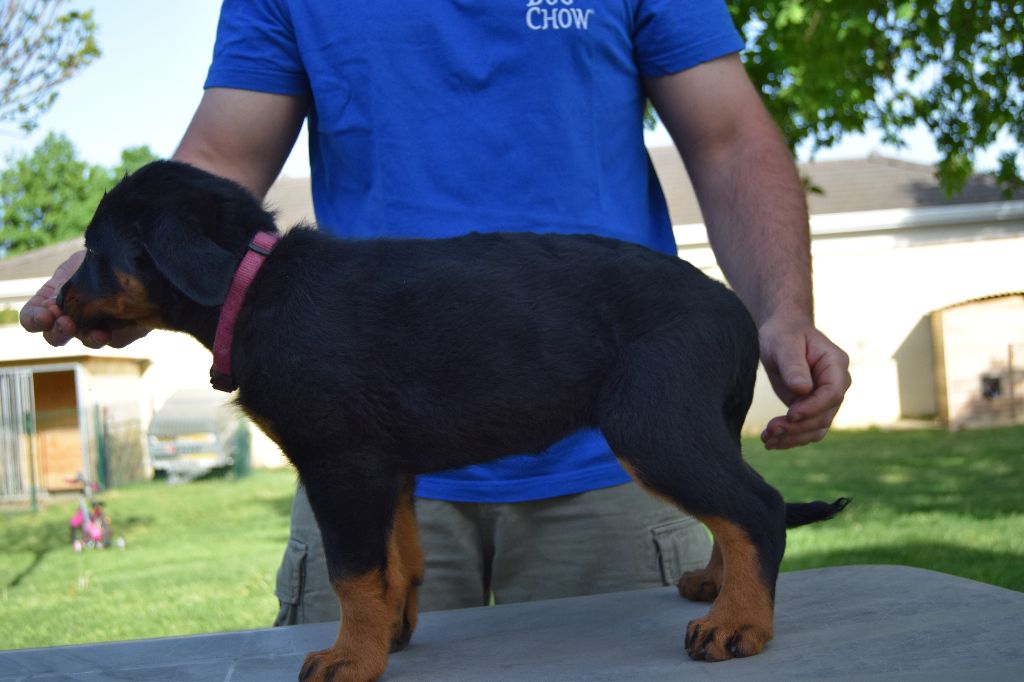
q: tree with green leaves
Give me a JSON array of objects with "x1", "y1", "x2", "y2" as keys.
[
  {"x1": 0, "y1": 0, "x2": 100, "y2": 133},
  {"x1": 0, "y1": 132, "x2": 157, "y2": 257},
  {"x1": 732, "y1": 0, "x2": 1023, "y2": 196}
]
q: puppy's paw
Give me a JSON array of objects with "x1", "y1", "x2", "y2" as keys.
[
  {"x1": 390, "y1": 614, "x2": 414, "y2": 652},
  {"x1": 299, "y1": 647, "x2": 385, "y2": 682},
  {"x1": 684, "y1": 617, "x2": 771, "y2": 662},
  {"x1": 677, "y1": 568, "x2": 720, "y2": 602},
  {"x1": 390, "y1": 582, "x2": 420, "y2": 652}
]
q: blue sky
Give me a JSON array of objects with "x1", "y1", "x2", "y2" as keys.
[
  {"x1": 0, "y1": 1, "x2": 309, "y2": 177},
  {"x1": 0, "y1": 1, "x2": 1004, "y2": 179}
]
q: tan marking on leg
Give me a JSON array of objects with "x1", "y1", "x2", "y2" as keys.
[
  {"x1": 391, "y1": 479, "x2": 424, "y2": 651},
  {"x1": 300, "y1": 567, "x2": 400, "y2": 682},
  {"x1": 685, "y1": 517, "x2": 774, "y2": 661},
  {"x1": 678, "y1": 539, "x2": 723, "y2": 602},
  {"x1": 614, "y1": 460, "x2": 772, "y2": 659},
  {"x1": 300, "y1": 497, "x2": 412, "y2": 681}
]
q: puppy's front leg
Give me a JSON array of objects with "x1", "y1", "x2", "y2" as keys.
[
  {"x1": 300, "y1": 570, "x2": 399, "y2": 682},
  {"x1": 297, "y1": 469, "x2": 417, "y2": 682}
]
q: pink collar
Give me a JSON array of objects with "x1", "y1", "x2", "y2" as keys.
[{"x1": 210, "y1": 231, "x2": 280, "y2": 392}]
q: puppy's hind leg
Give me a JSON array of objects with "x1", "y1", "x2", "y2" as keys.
[
  {"x1": 677, "y1": 540, "x2": 723, "y2": 603},
  {"x1": 599, "y1": 329, "x2": 785, "y2": 662}
]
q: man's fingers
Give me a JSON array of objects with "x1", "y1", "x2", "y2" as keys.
[
  {"x1": 20, "y1": 250, "x2": 85, "y2": 335},
  {"x1": 20, "y1": 292, "x2": 61, "y2": 333},
  {"x1": 761, "y1": 410, "x2": 837, "y2": 448},
  {"x1": 764, "y1": 427, "x2": 830, "y2": 450},
  {"x1": 788, "y1": 349, "x2": 851, "y2": 422},
  {"x1": 760, "y1": 329, "x2": 850, "y2": 450},
  {"x1": 786, "y1": 377, "x2": 846, "y2": 422},
  {"x1": 42, "y1": 325, "x2": 73, "y2": 347},
  {"x1": 79, "y1": 329, "x2": 112, "y2": 349},
  {"x1": 759, "y1": 323, "x2": 816, "y2": 406},
  {"x1": 20, "y1": 302, "x2": 53, "y2": 334},
  {"x1": 106, "y1": 326, "x2": 149, "y2": 348},
  {"x1": 74, "y1": 326, "x2": 147, "y2": 350},
  {"x1": 778, "y1": 357, "x2": 813, "y2": 398}
]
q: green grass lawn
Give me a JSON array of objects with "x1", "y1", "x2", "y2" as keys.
[
  {"x1": 1, "y1": 425, "x2": 1022, "y2": 650},
  {"x1": 750, "y1": 425, "x2": 1024, "y2": 590},
  {"x1": 0, "y1": 469, "x2": 298, "y2": 650}
]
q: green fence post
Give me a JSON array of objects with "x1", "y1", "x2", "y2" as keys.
[
  {"x1": 94, "y1": 405, "x2": 109, "y2": 490},
  {"x1": 233, "y1": 420, "x2": 251, "y2": 480},
  {"x1": 24, "y1": 411, "x2": 38, "y2": 513}
]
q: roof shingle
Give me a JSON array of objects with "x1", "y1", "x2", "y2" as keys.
[{"x1": 649, "y1": 148, "x2": 1023, "y2": 225}]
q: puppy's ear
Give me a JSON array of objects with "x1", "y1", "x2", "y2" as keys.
[{"x1": 141, "y1": 214, "x2": 238, "y2": 306}]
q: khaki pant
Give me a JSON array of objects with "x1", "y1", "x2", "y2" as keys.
[{"x1": 274, "y1": 482, "x2": 711, "y2": 625}]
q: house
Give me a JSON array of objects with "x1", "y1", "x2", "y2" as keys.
[
  {"x1": 1, "y1": 154, "x2": 1021, "y2": 500},
  {"x1": 0, "y1": 179, "x2": 311, "y2": 500},
  {"x1": 649, "y1": 149, "x2": 1024, "y2": 432}
]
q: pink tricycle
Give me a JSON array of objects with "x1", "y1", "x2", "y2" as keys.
[{"x1": 68, "y1": 474, "x2": 112, "y2": 550}]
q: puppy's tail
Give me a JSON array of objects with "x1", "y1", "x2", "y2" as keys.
[{"x1": 785, "y1": 497, "x2": 851, "y2": 529}]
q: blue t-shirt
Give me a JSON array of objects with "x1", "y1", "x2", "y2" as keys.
[{"x1": 206, "y1": 0, "x2": 743, "y2": 503}]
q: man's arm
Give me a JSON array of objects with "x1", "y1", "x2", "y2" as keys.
[
  {"x1": 20, "y1": 88, "x2": 308, "y2": 348},
  {"x1": 645, "y1": 54, "x2": 851, "y2": 449},
  {"x1": 174, "y1": 87, "x2": 308, "y2": 198}
]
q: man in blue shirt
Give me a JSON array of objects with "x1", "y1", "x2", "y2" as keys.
[{"x1": 22, "y1": 0, "x2": 851, "y2": 621}]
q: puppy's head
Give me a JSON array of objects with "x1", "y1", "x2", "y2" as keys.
[{"x1": 59, "y1": 161, "x2": 278, "y2": 333}]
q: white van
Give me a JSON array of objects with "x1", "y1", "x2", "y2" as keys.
[{"x1": 147, "y1": 389, "x2": 247, "y2": 482}]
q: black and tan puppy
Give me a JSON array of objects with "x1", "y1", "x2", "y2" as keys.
[{"x1": 58, "y1": 161, "x2": 846, "y2": 682}]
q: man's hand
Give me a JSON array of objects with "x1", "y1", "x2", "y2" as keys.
[
  {"x1": 21, "y1": 89, "x2": 305, "y2": 352},
  {"x1": 645, "y1": 56, "x2": 852, "y2": 448},
  {"x1": 758, "y1": 315, "x2": 851, "y2": 449},
  {"x1": 19, "y1": 250, "x2": 148, "y2": 349}
]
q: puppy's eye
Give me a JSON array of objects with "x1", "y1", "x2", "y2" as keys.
[{"x1": 85, "y1": 248, "x2": 108, "y2": 268}]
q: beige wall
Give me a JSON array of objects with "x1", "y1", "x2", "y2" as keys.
[{"x1": 678, "y1": 210, "x2": 1024, "y2": 433}]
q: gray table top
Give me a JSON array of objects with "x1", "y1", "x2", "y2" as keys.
[{"x1": 2, "y1": 565, "x2": 1022, "y2": 681}]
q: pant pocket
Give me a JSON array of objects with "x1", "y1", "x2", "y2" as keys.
[
  {"x1": 273, "y1": 538, "x2": 308, "y2": 627},
  {"x1": 651, "y1": 518, "x2": 711, "y2": 586}
]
